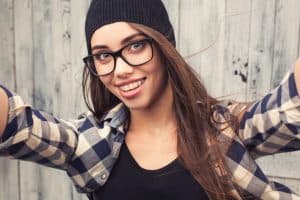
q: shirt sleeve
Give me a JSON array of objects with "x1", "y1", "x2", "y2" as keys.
[
  {"x1": 0, "y1": 84, "x2": 79, "y2": 170},
  {"x1": 237, "y1": 68, "x2": 300, "y2": 159}
]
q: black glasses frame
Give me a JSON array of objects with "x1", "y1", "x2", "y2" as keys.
[{"x1": 83, "y1": 37, "x2": 154, "y2": 76}]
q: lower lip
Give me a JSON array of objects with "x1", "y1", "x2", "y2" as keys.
[{"x1": 119, "y1": 79, "x2": 145, "y2": 99}]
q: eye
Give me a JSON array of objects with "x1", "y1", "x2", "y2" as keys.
[
  {"x1": 94, "y1": 53, "x2": 111, "y2": 61},
  {"x1": 129, "y1": 41, "x2": 145, "y2": 52}
]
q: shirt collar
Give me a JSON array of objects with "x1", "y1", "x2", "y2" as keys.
[{"x1": 101, "y1": 103, "x2": 128, "y2": 132}]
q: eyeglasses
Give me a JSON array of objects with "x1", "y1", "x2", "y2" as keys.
[{"x1": 83, "y1": 38, "x2": 154, "y2": 76}]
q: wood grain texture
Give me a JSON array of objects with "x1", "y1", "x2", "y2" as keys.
[
  {"x1": 246, "y1": 0, "x2": 276, "y2": 101},
  {"x1": 70, "y1": 0, "x2": 91, "y2": 121},
  {"x1": 272, "y1": 0, "x2": 300, "y2": 87},
  {"x1": 177, "y1": 0, "x2": 226, "y2": 99},
  {"x1": 0, "y1": 0, "x2": 19, "y2": 200},
  {"x1": 219, "y1": 0, "x2": 252, "y2": 101},
  {"x1": 0, "y1": 0, "x2": 299, "y2": 199},
  {"x1": 13, "y1": 1, "x2": 40, "y2": 200}
]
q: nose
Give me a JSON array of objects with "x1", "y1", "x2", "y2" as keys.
[{"x1": 114, "y1": 57, "x2": 134, "y2": 77}]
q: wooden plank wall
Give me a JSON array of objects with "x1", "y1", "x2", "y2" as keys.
[{"x1": 0, "y1": 0, "x2": 299, "y2": 199}]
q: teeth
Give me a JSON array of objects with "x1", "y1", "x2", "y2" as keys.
[{"x1": 119, "y1": 79, "x2": 144, "y2": 92}]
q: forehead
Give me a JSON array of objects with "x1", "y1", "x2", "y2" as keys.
[{"x1": 91, "y1": 22, "x2": 141, "y2": 48}]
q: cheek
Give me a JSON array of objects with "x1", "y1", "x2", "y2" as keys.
[
  {"x1": 152, "y1": 60, "x2": 167, "y2": 84},
  {"x1": 154, "y1": 51, "x2": 167, "y2": 78},
  {"x1": 99, "y1": 76, "x2": 113, "y2": 91}
]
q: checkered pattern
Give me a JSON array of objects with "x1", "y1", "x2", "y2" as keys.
[{"x1": 0, "y1": 68, "x2": 299, "y2": 199}]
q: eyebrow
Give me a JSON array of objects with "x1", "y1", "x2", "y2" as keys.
[{"x1": 91, "y1": 33, "x2": 145, "y2": 52}]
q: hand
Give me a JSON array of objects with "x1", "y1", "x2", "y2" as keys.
[{"x1": 0, "y1": 88, "x2": 9, "y2": 138}]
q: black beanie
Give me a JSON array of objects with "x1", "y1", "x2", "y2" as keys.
[{"x1": 85, "y1": 0, "x2": 176, "y2": 54}]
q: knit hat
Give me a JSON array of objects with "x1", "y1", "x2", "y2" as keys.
[{"x1": 85, "y1": 0, "x2": 176, "y2": 54}]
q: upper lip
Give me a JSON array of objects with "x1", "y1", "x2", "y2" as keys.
[{"x1": 115, "y1": 78, "x2": 146, "y2": 87}]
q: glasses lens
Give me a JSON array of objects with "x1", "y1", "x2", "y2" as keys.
[
  {"x1": 122, "y1": 39, "x2": 152, "y2": 66},
  {"x1": 84, "y1": 38, "x2": 153, "y2": 76},
  {"x1": 89, "y1": 53, "x2": 114, "y2": 76}
]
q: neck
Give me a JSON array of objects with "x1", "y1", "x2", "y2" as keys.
[{"x1": 128, "y1": 82, "x2": 177, "y2": 136}]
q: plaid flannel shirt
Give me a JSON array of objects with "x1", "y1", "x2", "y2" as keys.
[{"x1": 0, "y1": 68, "x2": 300, "y2": 199}]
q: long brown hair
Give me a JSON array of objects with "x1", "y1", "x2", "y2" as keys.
[{"x1": 82, "y1": 23, "x2": 241, "y2": 199}]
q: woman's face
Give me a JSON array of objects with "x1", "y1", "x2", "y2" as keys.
[{"x1": 90, "y1": 22, "x2": 170, "y2": 111}]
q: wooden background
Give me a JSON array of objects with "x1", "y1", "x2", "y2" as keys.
[{"x1": 0, "y1": 0, "x2": 300, "y2": 199}]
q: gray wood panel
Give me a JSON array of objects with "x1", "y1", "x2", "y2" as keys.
[
  {"x1": 0, "y1": 0, "x2": 300, "y2": 199},
  {"x1": 13, "y1": 1, "x2": 40, "y2": 200},
  {"x1": 69, "y1": 0, "x2": 91, "y2": 122},
  {"x1": 0, "y1": 0, "x2": 19, "y2": 200},
  {"x1": 178, "y1": 0, "x2": 228, "y2": 98},
  {"x1": 272, "y1": 0, "x2": 300, "y2": 87},
  {"x1": 246, "y1": 0, "x2": 276, "y2": 101},
  {"x1": 220, "y1": 0, "x2": 251, "y2": 101}
]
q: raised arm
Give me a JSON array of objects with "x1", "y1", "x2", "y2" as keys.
[
  {"x1": 0, "y1": 84, "x2": 79, "y2": 169},
  {"x1": 0, "y1": 87, "x2": 8, "y2": 138},
  {"x1": 0, "y1": 84, "x2": 113, "y2": 193},
  {"x1": 235, "y1": 60, "x2": 300, "y2": 158}
]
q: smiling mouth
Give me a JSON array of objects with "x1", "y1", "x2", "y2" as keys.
[{"x1": 118, "y1": 78, "x2": 146, "y2": 92}]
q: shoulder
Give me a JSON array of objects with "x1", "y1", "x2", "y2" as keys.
[
  {"x1": 67, "y1": 104, "x2": 127, "y2": 193},
  {"x1": 75, "y1": 103, "x2": 128, "y2": 134}
]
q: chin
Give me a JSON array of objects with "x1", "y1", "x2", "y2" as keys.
[{"x1": 122, "y1": 98, "x2": 152, "y2": 111}]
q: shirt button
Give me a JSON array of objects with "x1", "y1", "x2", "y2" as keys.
[{"x1": 101, "y1": 174, "x2": 107, "y2": 180}]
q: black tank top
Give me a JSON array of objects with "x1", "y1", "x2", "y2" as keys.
[{"x1": 91, "y1": 142, "x2": 209, "y2": 200}]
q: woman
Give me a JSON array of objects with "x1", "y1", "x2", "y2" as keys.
[{"x1": 0, "y1": 0, "x2": 300, "y2": 199}]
